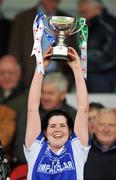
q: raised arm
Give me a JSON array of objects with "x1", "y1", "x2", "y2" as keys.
[
  {"x1": 25, "y1": 48, "x2": 52, "y2": 148},
  {"x1": 68, "y1": 47, "x2": 89, "y2": 146}
]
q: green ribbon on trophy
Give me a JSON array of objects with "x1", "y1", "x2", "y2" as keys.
[{"x1": 77, "y1": 16, "x2": 88, "y2": 79}]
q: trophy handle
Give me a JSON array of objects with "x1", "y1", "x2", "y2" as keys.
[
  {"x1": 42, "y1": 15, "x2": 59, "y2": 36},
  {"x1": 69, "y1": 18, "x2": 86, "y2": 36}
]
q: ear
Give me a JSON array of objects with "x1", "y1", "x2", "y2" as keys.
[
  {"x1": 44, "y1": 130, "x2": 47, "y2": 138},
  {"x1": 16, "y1": 68, "x2": 21, "y2": 81},
  {"x1": 60, "y1": 91, "x2": 66, "y2": 101},
  {"x1": 96, "y1": 4, "x2": 102, "y2": 15}
]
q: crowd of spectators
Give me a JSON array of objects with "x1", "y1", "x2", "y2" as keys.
[{"x1": 0, "y1": 0, "x2": 116, "y2": 179}]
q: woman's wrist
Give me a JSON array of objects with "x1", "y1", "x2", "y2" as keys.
[
  {"x1": 72, "y1": 61, "x2": 82, "y2": 71},
  {"x1": 73, "y1": 67, "x2": 83, "y2": 75}
]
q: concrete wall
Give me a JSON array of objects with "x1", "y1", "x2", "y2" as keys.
[
  {"x1": 66, "y1": 93, "x2": 116, "y2": 108},
  {"x1": 2, "y1": 0, "x2": 116, "y2": 19}
]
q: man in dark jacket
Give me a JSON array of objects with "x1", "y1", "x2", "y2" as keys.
[
  {"x1": 84, "y1": 108, "x2": 116, "y2": 180},
  {"x1": 79, "y1": 0, "x2": 116, "y2": 92},
  {"x1": 0, "y1": 55, "x2": 26, "y2": 114},
  {"x1": 40, "y1": 72, "x2": 76, "y2": 120}
]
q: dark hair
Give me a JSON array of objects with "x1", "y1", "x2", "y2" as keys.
[
  {"x1": 89, "y1": 102, "x2": 105, "y2": 110},
  {"x1": 41, "y1": 109, "x2": 74, "y2": 132}
]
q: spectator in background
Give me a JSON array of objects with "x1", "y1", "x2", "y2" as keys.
[
  {"x1": 89, "y1": 102, "x2": 105, "y2": 137},
  {"x1": 40, "y1": 72, "x2": 76, "y2": 120},
  {"x1": 84, "y1": 108, "x2": 116, "y2": 180},
  {"x1": 13, "y1": 72, "x2": 76, "y2": 165},
  {"x1": 0, "y1": 55, "x2": 28, "y2": 167},
  {"x1": 0, "y1": 55, "x2": 26, "y2": 114},
  {"x1": 0, "y1": 105, "x2": 16, "y2": 168},
  {"x1": 78, "y1": 0, "x2": 116, "y2": 92},
  {"x1": 8, "y1": 0, "x2": 69, "y2": 88},
  {"x1": 0, "y1": 0, "x2": 11, "y2": 56}
]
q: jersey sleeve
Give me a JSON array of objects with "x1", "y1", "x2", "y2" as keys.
[
  {"x1": 71, "y1": 132, "x2": 90, "y2": 163},
  {"x1": 70, "y1": 132, "x2": 90, "y2": 180},
  {"x1": 23, "y1": 133, "x2": 45, "y2": 164}
]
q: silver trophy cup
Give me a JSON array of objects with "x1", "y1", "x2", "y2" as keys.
[{"x1": 44, "y1": 16, "x2": 86, "y2": 61}]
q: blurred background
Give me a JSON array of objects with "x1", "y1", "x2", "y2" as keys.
[{"x1": 2, "y1": 0, "x2": 116, "y2": 19}]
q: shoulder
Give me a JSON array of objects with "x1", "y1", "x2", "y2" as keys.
[
  {"x1": 24, "y1": 133, "x2": 45, "y2": 160},
  {"x1": 102, "y1": 9, "x2": 116, "y2": 28},
  {"x1": 62, "y1": 102, "x2": 75, "y2": 110},
  {"x1": 0, "y1": 105, "x2": 16, "y2": 121},
  {"x1": 14, "y1": 6, "x2": 36, "y2": 22},
  {"x1": 0, "y1": 17, "x2": 11, "y2": 23},
  {"x1": 61, "y1": 102, "x2": 76, "y2": 120},
  {"x1": 0, "y1": 17, "x2": 11, "y2": 28}
]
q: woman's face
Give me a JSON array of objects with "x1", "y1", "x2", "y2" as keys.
[{"x1": 45, "y1": 115, "x2": 70, "y2": 152}]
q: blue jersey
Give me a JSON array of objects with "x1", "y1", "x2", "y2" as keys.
[{"x1": 24, "y1": 132, "x2": 90, "y2": 180}]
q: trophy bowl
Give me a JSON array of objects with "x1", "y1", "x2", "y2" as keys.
[{"x1": 49, "y1": 16, "x2": 76, "y2": 35}]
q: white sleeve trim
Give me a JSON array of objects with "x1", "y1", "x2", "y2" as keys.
[{"x1": 72, "y1": 139, "x2": 90, "y2": 180}]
